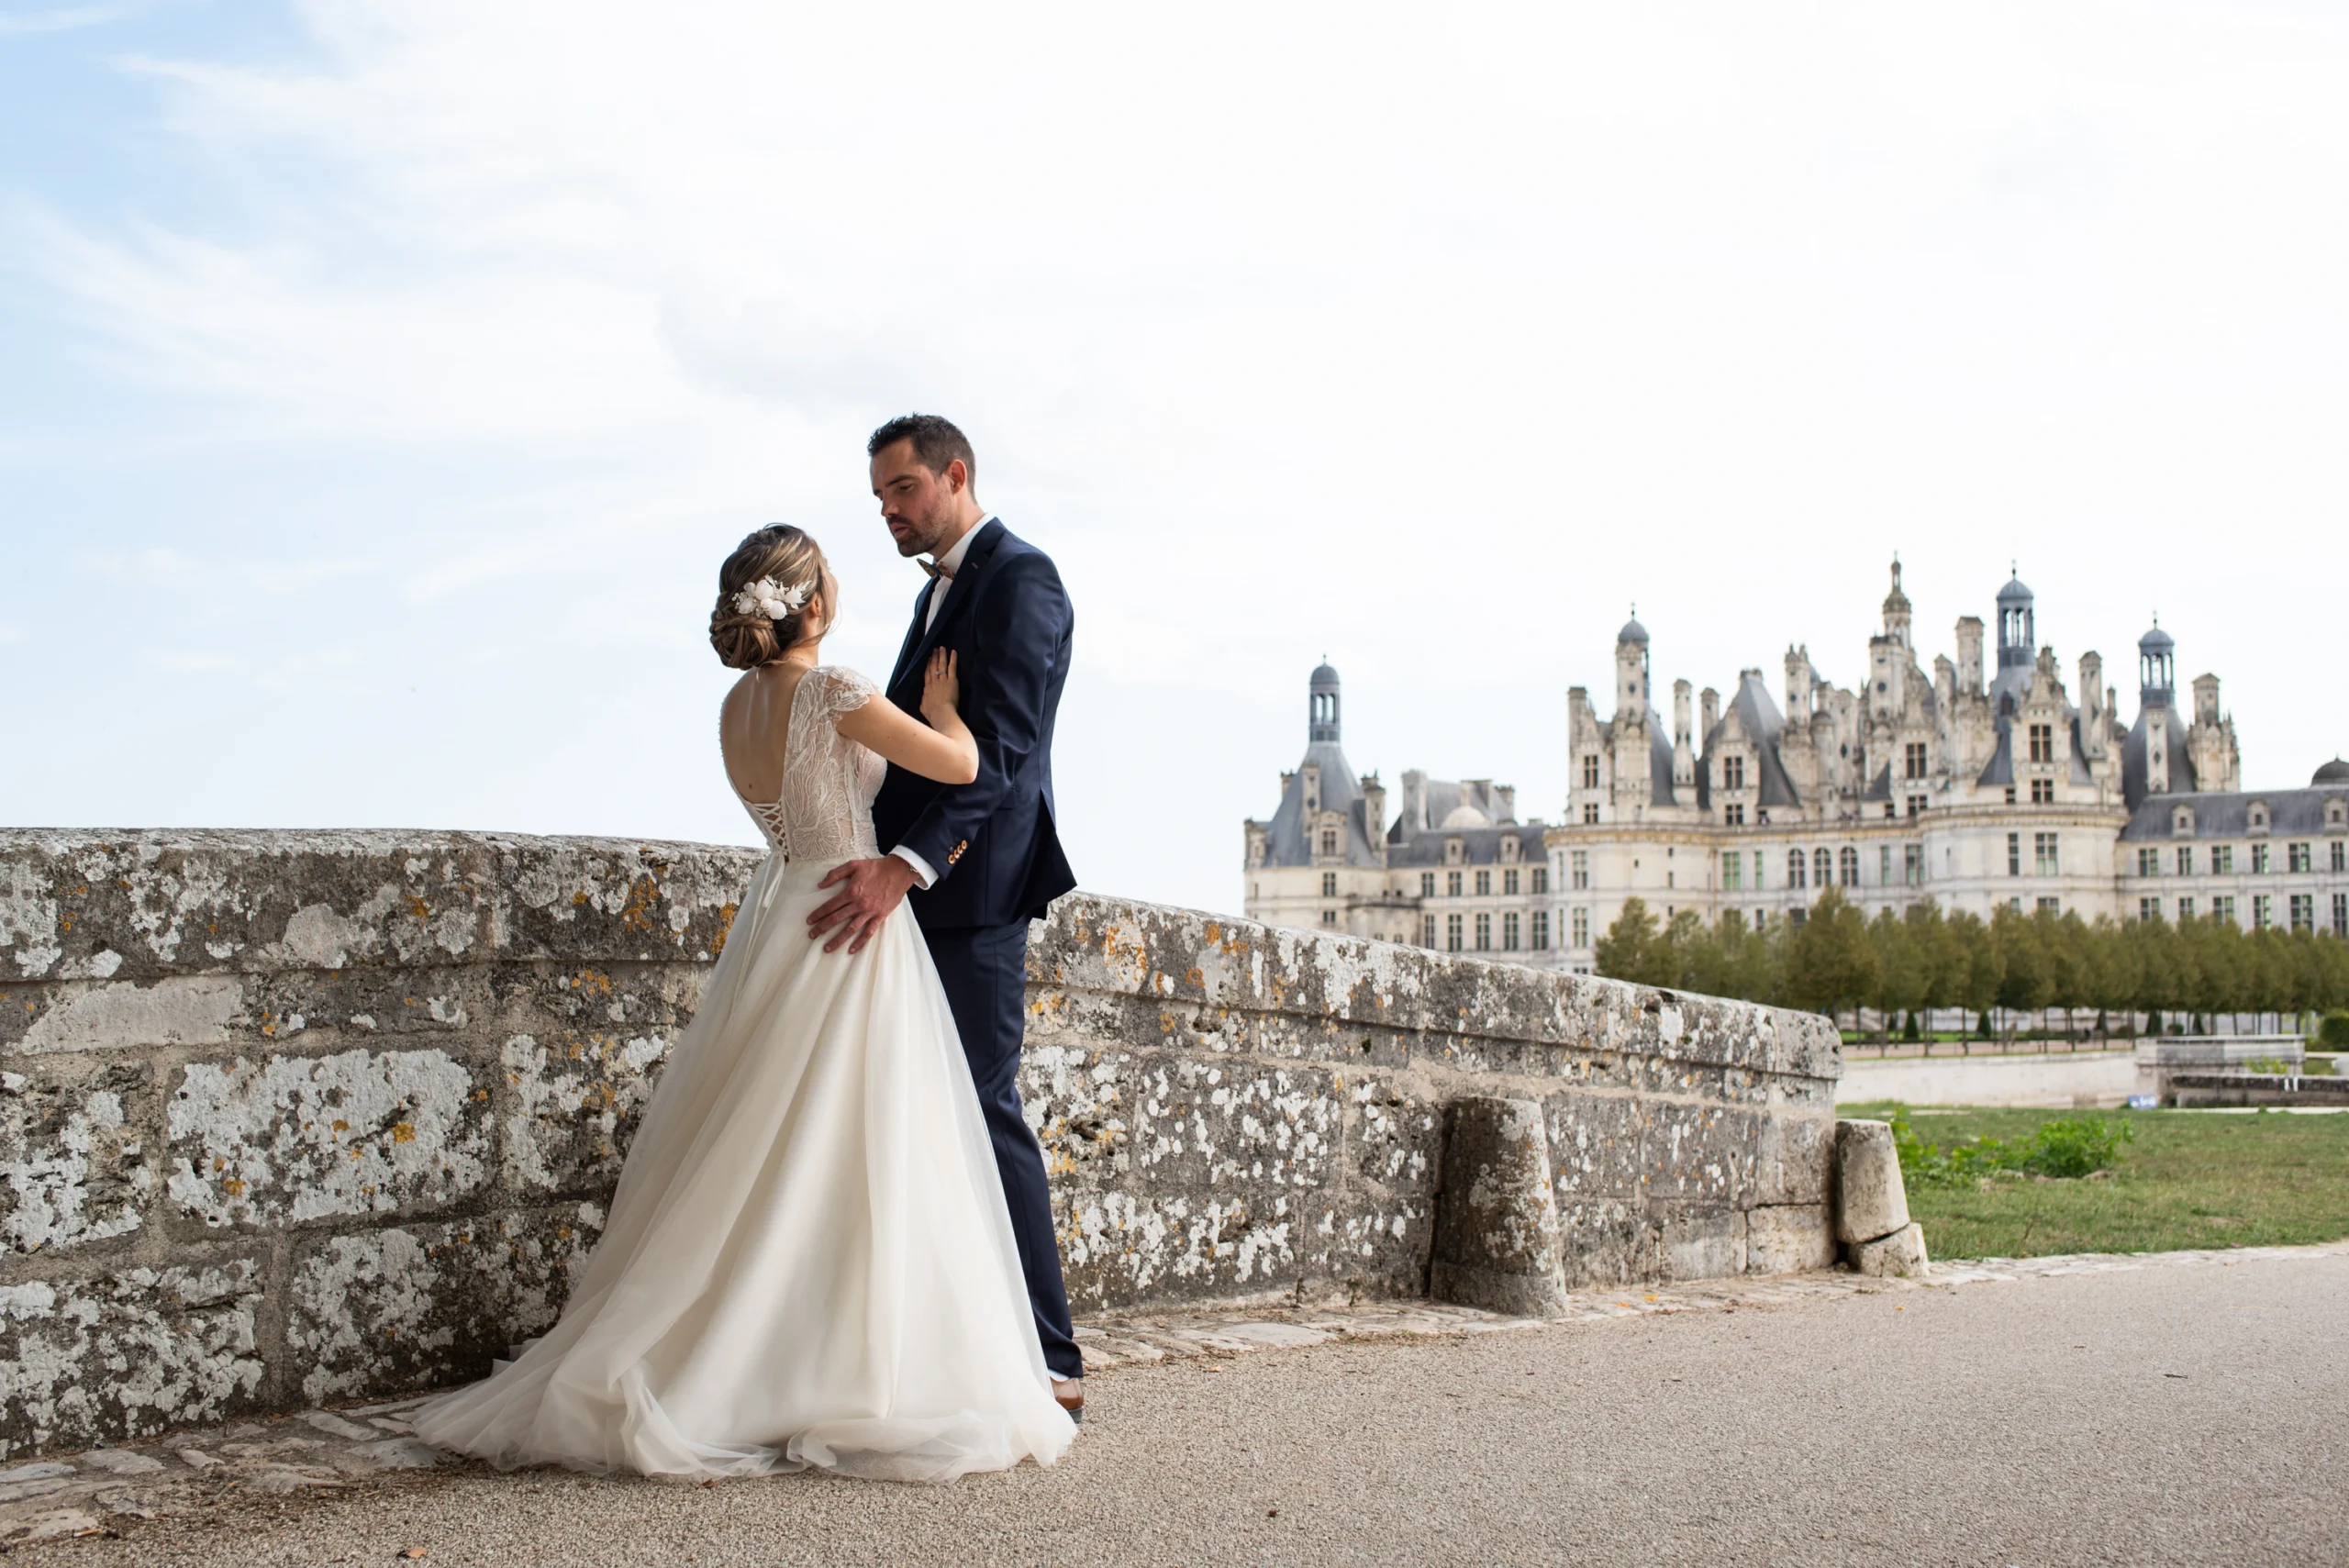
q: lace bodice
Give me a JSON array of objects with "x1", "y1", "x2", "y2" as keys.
[{"x1": 732, "y1": 665, "x2": 886, "y2": 863}]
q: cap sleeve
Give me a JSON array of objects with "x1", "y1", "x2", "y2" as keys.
[{"x1": 814, "y1": 665, "x2": 879, "y2": 727}]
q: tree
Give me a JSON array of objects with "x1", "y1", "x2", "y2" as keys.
[
  {"x1": 1947, "y1": 908, "x2": 2000, "y2": 1035},
  {"x1": 1992, "y1": 904, "x2": 2053, "y2": 1031},
  {"x1": 1786, "y1": 888, "x2": 1880, "y2": 1027},
  {"x1": 1866, "y1": 907, "x2": 1926, "y2": 1041},
  {"x1": 1596, "y1": 897, "x2": 1676, "y2": 987}
]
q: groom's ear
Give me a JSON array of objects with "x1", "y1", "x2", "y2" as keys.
[{"x1": 943, "y1": 458, "x2": 970, "y2": 495}]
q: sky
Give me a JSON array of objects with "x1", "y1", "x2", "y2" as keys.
[{"x1": 3, "y1": 0, "x2": 2345, "y2": 916}]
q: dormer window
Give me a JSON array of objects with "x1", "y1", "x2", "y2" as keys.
[
  {"x1": 2172, "y1": 806, "x2": 2194, "y2": 837},
  {"x1": 1445, "y1": 838, "x2": 1464, "y2": 865},
  {"x1": 1318, "y1": 826, "x2": 1340, "y2": 858},
  {"x1": 2327, "y1": 800, "x2": 2346, "y2": 831},
  {"x1": 2248, "y1": 803, "x2": 2270, "y2": 834},
  {"x1": 1499, "y1": 835, "x2": 1520, "y2": 863}
]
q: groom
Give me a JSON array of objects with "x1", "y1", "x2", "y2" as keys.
[{"x1": 807, "y1": 413, "x2": 1085, "y2": 1416}]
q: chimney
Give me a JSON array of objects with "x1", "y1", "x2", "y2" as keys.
[
  {"x1": 1494, "y1": 784, "x2": 1517, "y2": 823},
  {"x1": 1955, "y1": 617, "x2": 1985, "y2": 696},
  {"x1": 1360, "y1": 773, "x2": 1386, "y2": 845},
  {"x1": 1784, "y1": 645, "x2": 1811, "y2": 719},
  {"x1": 1400, "y1": 770, "x2": 1427, "y2": 832},
  {"x1": 1699, "y1": 685, "x2": 1720, "y2": 744}
]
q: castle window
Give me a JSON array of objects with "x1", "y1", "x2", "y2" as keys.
[
  {"x1": 1724, "y1": 804, "x2": 1744, "y2": 826},
  {"x1": 1421, "y1": 872, "x2": 1436, "y2": 897},
  {"x1": 2179, "y1": 845, "x2": 2196, "y2": 875},
  {"x1": 1724, "y1": 854, "x2": 1743, "y2": 891},
  {"x1": 2334, "y1": 893, "x2": 2348, "y2": 937},
  {"x1": 1502, "y1": 912, "x2": 1520, "y2": 951},
  {"x1": 2035, "y1": 832, "x2": 2059, "y2": 876},
  {"x1": 2137, "y1": 848, "x2": 2159, "y2": 877},
  {"x1": 1571, "y1": 908, "x2": 1589, "y2": 948},
  {"x1": 2211, "y1": 845, "x2": 2231, "y2": 873},
  {"x1": 1903, "y1": 741, "x2": 1928, "y2": 779},
  {"x1": 1446, "y1": 914, "x2": 1464, "y2": 951},
  {"x1": 1531, "y1": 868, "x2": 1548, "y2": 894},
  {"x1": 2249, "y1": 804, "x2": 2269, "y2": 832},
  {"x1": 1571, "y1": 851, "x2": 1589, "y2": 890},
  {"x1": 1475, "y1": 911, "x2": 1493, "y2": 947},
  {"x1": 1878, "y1": 845, "x2": 1892, "y2": 885},
  {"x1": 1908, "y1": 795, "x2": 1926, "y2": 818},
  {"x1": 2037, "y1": 897, "x2": 2061, "y2": 914},
  {"x1": 1319, "y1": 828, "x2": 1338, "y2": 857},
  {"x1": 1723, "y1": 756, "x2": 1746, "y2": 790},
  {"x1": 2288, "y1": 843, "x2": 2312, "y2": 873},
  {"x1": 1583, "y1": 804, "x2": 1600, "y2": 825},
  {"x1": 2005, "y1": 785, "x2": 2017, "y2": 805},
  {"x1": 2030, "y1": 778, "x2": 2054, "y2": 805},
  {"x1": 1447, "y1": 870, "x2": 1464, "y2": 897},
  {"x1": 1531, "y1": 910, "x2": 1550, "y2": 950},
  {"x1": 2028, "y1": 724, "x2": 2054, "y2": 764},
  {"x1": 1581, "y1": 755, "x2": 1600, "y2": 789},
  {"x1": 2252, "y1": 843, "x2": 2270, "y2": 874},
  {"x1": 1503, "y1": 868, "x2": 1520, "y2": 895},
  {"x1": 2209, "y1": 895, "x2": 2229, "y2": 923},
  {"x1": 2140, "y1": 897, "x2": 2159, "y2": 923},
  {"x1": 2335, "y1": 842, "x2": 2347, "y2": 873},
  {"x1": 2180, "y1": 895, "x2": 2197, "y2": 920},
  {"x1": 2329, "y1": 800, "x2": 2347, "y2": 830},
  {"x1": 1815, "y1": 848, "x2": 1834, "y2": 887},
  {"x1": 2008, "y1": 833, "x2": 2021, "y2": 876},
  {"x1": 1838, "y1": 847, "x2": 1859, "y2": 887},
  {"x1": 1445, "y1": 838, "x2": 1465, "y2": 865},
  {"x1": 2289, "y1": 894, "x2": 2314, "y2": 932},
  {"x1": 1500, "y1": 836, "x2": 1520, "y2": 863},
  {"x1": 2173, "y1": 806, "x2": 2194, "y2": 836},
  {"x1": 2253, "y1": 894, "x2": 2272, "y2": 930},
  {"x1": 1322, "y1": 872, "x2": 1338, "y2": 897},
  {"x1": 1475, "y1": 869, "x2": 1492, "y2": 896},
  {"x1": 1321, "y1": 910, "x2": 1338, "y2": 928},
  {"x1": 1752, "y1": 851, "x2": 1765, "y2": 889},
  {"x1": 1423, "y1": 914, "x2": 1438, "y2": 947},
  {"x1": 1904, "y1": 844, "x2": 1923, "y2": 886},
  {"x1": 1788, "y1": 850, "x2": 1808, "y2": 889}
]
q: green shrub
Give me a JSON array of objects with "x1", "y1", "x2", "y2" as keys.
[
  {"x1": 1888, "y1": 1106, "x2": 2132, "y2": 1187},
  {"x1": 2321, "y1": 1012, "x2": 2349, "y2": 1050},
  {"x1": 2243, "y1": 1055, "x2": 2293, "y2": 1075}
]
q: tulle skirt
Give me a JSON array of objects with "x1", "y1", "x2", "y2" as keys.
[{"x1": 409, "y1": 856, "x2": 1076, "y2": 1483}]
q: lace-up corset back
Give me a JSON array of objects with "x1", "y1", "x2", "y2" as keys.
[{"x1": 732, "y1": 665, "x2": 885, "y2": 863}]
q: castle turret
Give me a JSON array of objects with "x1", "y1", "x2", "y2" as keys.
[
  {"x1": 1615, "y1": 612, "x2": 1650, "y2": 722},
  {"x1": 1881, "y1": 557, "x2": 1912, "y2": 649}
]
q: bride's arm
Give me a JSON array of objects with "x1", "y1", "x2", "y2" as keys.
[{"x1": 833, "y1": 651, "x2": 979, "y2": 785}]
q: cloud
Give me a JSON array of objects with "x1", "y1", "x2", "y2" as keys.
[{"x1": 0, "y1": 3, "x2": 157, "y2": 37}]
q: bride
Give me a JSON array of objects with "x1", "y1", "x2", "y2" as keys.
[{"x1": 409, "y1": 524, "x2": 1078, "y2": 1483}]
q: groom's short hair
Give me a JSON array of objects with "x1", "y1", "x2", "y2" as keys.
[{"x1": 868, "y1": 414, "x2": 975, "y2": 486}]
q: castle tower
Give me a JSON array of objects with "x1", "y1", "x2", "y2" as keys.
[
  {"x1": 1309, "y1": 661, "x2": 1342, "y2": 742},
  {"x1": 1615, "y1": 611, "x2": 1650, "y2": 722},
  {"x1": 1881, "y1": 557, "x2": 1912, "y2": 649},
  {"x1": 1995, "y1": 573, "x2": 2035, "y2": 683}
]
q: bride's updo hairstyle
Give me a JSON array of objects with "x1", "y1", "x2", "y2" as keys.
[{"x1": 709, "y1": 525, "x2": 829, "y2": 670}]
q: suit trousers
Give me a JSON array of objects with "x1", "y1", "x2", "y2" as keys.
[{"x1": 918, "y1": 917, "x2": 1083, "y2": 1381}]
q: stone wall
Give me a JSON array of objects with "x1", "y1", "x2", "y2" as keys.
[{"x1": 0, "y1": 830, "x2": 1840, "y2": 1459}]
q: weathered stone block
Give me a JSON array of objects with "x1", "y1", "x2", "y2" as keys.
[
  {"x1": 10, "y1": 978, "x2": 247, "y2": 1056},
  {"x1": 0, "y1": 1258, "x2": 266, "y2": 1458},
  {"x1": 1057, "y1": 1189, "x2": 1325, "y2": 1311},
  {"x1": 499, "y1": 1031, "x2": 671, "y2": 1196},
  {"x1": 165, "y1": 1047, "x2": 492, "y2": 1229},
  {"x1": 1553, "y1": 1197, "x2": 1656, "y2": 1288},
  {"x1": 491, "y1": 840, "x2": 756, "y2": 965},
  {"x1": 1834, "y1": 1119, "x2": 1911, "y2": 1244},
  {"x1": 1850, "y1": 1220, "x2": 1929, "y2": 1279},
  {"x1": 1543, "y1": 1091, "x2": 1645, "y2": 1199},
  {"x1": 1659, "y1": 1207, "x2": 1746, "y2": 1281},
  {"x1": 1127, "y1": 1058, "x2": 1337, "y2": 1192},
  {"x1": 1, "y1": 1061, "x2": 156, "y2": 1253},
  {"x1": 284, "y1": 1205, "x2": 603, "y2": 1404},
  {"x1": 1744, "y1": 1204, "x2": 1836, "y2": 1273},
  {"x1": 1757, "y1": 1109, "x2": 1834, "y2": 1206},
  {"x1": 1430, "y1": 1096, "x2": 1568, "y2": 1317},
  {"x1": 1021, "y1": 1042, "x2": 1134, "y2": 1182},
  {"x1": 1645, "y1": 1103, "x2": 1761, "y2": 1207}
]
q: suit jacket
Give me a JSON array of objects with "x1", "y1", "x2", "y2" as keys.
[{"x1": 871, "y1": 517, "x2": 1077, "y2": 929}]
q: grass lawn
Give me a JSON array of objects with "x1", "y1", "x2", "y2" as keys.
[{"x1": 1839, "y1": 1102, "x2": 2349, "y2": 1259}]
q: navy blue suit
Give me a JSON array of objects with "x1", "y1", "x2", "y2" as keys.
[{"x1": 872, "y1": 518, "x2": 1081, "y2": 1379}]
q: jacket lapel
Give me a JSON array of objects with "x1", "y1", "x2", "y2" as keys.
[
  {"x1": 886, "y1": 579, "x2": 933, "y2": 696},
  {"x1": 891, "y1": 519, "x2": 1005, "y2": 697}
]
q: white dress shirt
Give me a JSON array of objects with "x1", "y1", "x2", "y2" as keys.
[{"x1": 891, "y1": 516, "x2": 994, "y2": 889}]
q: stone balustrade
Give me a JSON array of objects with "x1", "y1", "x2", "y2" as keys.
[{"x1": 0, "y1": 829, "x2": 1842, "y2": 1459}]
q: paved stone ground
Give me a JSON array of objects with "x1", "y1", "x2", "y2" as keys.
[{"x1": 6, "y1": 1242, "x2": 2344, "y2": 1565}]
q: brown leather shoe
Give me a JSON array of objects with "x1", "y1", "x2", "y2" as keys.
[{"x1": 1052, "y1": 1376, "x2": 1084, "y2": 1425}]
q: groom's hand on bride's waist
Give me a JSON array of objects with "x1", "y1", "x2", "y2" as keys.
[{"x1": 807, "y1": 857, "x2": 920, "y2": 954}]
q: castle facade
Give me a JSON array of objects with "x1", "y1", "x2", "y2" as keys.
[{"x1": 1245, "y1": 566, "x2": 2349, "y2": 972}]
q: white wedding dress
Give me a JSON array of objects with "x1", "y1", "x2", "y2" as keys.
[{"x1": 410, "y1": 665, "x2": 1076, "y2": 1483}]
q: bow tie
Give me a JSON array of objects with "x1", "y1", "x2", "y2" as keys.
[{"x1": 918, "y1": 559, "x2": 952, "y2": 582}]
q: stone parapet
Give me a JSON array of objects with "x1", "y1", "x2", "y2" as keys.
[{"x1": 0, "y1": 830, "x2": 1841, "y2": 1459}]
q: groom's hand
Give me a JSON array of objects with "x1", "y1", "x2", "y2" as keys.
[{"x1": 807, "y1": 856, "x2": 920, "y2": 955}]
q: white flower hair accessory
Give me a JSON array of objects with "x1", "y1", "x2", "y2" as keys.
[{"x1": 733, "y1": 576, "x2": 810, "y2": 620}]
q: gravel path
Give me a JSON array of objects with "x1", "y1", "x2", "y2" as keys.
[{"x1": 10, "y1": 1247, "x2": 2345, "y2": 1567}]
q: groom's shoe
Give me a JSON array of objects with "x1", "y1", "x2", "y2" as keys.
[{"x1": 1052, "y1": 1376, "x2": 1084, "y2": 1426}]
